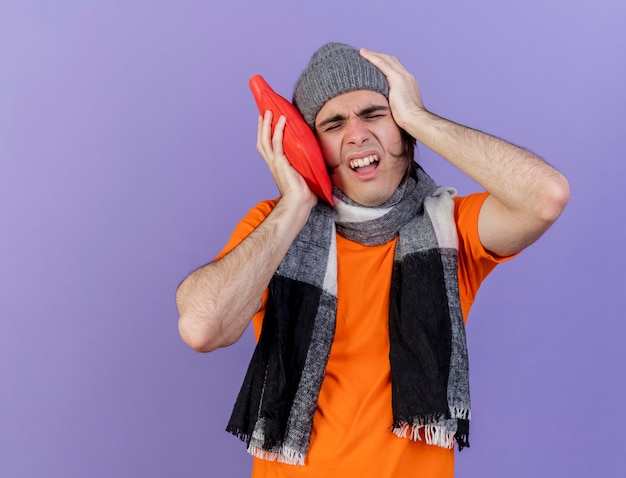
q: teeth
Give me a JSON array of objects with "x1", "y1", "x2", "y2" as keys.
[{"x1": 350, "y1": 154, "x2": 378, "y2": 169}]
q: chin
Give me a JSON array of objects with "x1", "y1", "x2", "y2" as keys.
[{"x1": 347, "y1": 189, "x2": 394, "y2": 207}]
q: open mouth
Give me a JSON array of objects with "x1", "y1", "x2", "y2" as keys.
[{"x1": 349, "y1": 154, "x2": 379, "y2": 171}]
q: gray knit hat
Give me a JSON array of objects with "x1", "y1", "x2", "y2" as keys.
[{"x1": 293, "y1": 42, "x2": 389, "y2": 129}]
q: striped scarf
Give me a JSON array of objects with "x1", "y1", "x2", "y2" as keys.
[{"x1": 226, "y1": 165, "x2": 470, "y2": 465}]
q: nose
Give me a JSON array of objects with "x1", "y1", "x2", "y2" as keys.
[{"x1": 344, "y1": 117, "x2": 370, "y2": 145}]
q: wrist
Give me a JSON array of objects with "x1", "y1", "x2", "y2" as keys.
[
  {"x1": 399, "y1": 108, "x2": 441, "y2": 144},
  {"x1": 275, "y1": 192, "x2": 316, "y2": 229}
]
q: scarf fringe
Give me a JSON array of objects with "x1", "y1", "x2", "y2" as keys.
[
  {"x1": 227, "y1": 168, "x2": 471, "y2": 464},
  {"x1": 450, "y1": 406, "x2": 471, "y2": 420},
  {"x1": 392, "y1": 421, "x2": 455, "y2": 449},
  {"x1": 247, "y1": 444, "x2": 305, "y2": 466},
  {"x1": 392, "y1": 406, "x2": 471, "y2": 449},
  {"x1": 230, "y1": 422, "x2": 307, "y2": 466}
]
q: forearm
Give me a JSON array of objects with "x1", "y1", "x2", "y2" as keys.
[
  {"x1": 407, "y1": 109, "x2": 569, "y2": 254},
  {"x1": 177, "y1": 198, "x2": 310, "y2": 352},
  {"x1": 406, "y1": 109, "x2": 568, "y2": 221},
  {"x1": 358, "y1": 47, "x2": 569, "y2": 254}
]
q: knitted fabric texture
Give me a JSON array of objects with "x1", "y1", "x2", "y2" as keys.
[
  {"x1": 226, "y1": 165, "x2": 471, "y2": 465},
  {"x1": 292, "y1": 42, "x2": 389, "y2": 129}
]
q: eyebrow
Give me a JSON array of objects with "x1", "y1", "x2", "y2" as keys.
[{"x1": 317, "y1": 104, "x2": 390, "y2": 128}]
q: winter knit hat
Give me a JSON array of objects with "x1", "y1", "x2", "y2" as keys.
[{"x1": 293, "y1": 42, "x2": 389, "y2": 129}]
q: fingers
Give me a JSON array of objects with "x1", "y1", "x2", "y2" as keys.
[
  {"x1": 360, "y1": 47, "x2": 425, "y2": 130},
  {"x1": 254, "y1": 110, "x2": 316, "y2": 205},
  {"x1": 256, "y1": 110, "x2": 287, "y2": 164},
  {"x1": 256, "y1": 114, "x2": 264, "y2": 153},
  {"x1": 359, "y1": 47, "x2": 405, "y2": 76},
  {"x1": 272, "y1": 114, "x2": 287, "y2": 156},
  {"x1": 359, "y1": 47, "x2": 416, "y2": 95}
]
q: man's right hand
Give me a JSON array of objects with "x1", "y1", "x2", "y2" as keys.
[
  {"x1": 257, "y1": 110, "x2": 318, "y2": 212},
  {"x1": 176, "y1": 111, "x2": 319, "y2": 353}
]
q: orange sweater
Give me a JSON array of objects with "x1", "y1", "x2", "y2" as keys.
[{"x1": 218, "y1": 192, "x2": 512, "y2": 478}]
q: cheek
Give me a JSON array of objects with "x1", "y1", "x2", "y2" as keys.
[
  {"x1": 319, "y1": 139, "x2": 342, "y2": 169},
  {"x1": 381, "y1": 125, "x2": 405, "y2": 156}
]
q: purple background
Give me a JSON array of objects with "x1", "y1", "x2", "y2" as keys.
[{"x1": 2, "y1": 1, "x2": 625, "y2": 477}]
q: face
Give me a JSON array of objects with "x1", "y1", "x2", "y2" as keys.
[{"x1": 314, "y1": 90, "x2": 409, "y2": 207}]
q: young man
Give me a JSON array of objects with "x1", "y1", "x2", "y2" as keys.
[{"x1": 176, "y1": 42, "x2": 569, "y2": 477}]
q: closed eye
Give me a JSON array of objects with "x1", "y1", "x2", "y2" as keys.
[
  {"x1": 317, "y1": 113, "x2": 346, "y2": 133},
  {"x1": 358, "y1": 105, "x2": 389, "y2": 119},
  {"x1": 323, "y1": 123, "x2": 342, "y2": 132},
  {"x1": 316, "y1": 105, "x2": 389, "y2": 132}
]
